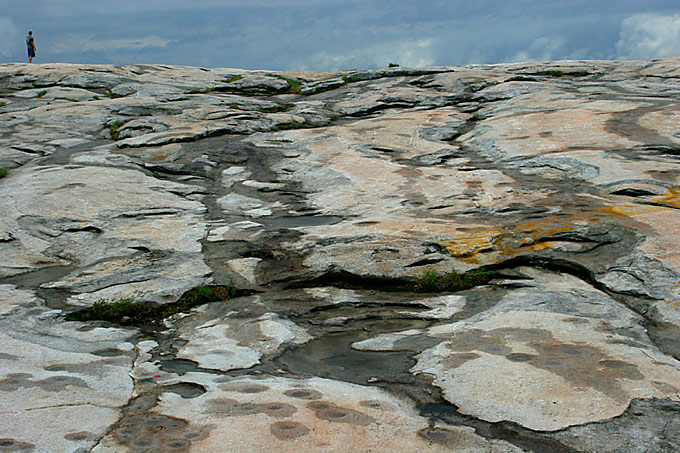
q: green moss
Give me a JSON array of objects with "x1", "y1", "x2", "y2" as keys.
[
  {"x1": 0, "y1": 168, "x2": 8, "y2": 179},
  {"x1": 388, "y1": 62, "x2": 400, "y2": 68},
  {"x1": 292, "y1": 268, "x2": 497, "y2": 293},
  {"x1": 266, "y1": 74, "x2": 303, "y2": 94},
  {"x1": 0, "y1": 101, "x2": 6, "y2": 107},
  {"x1": 104, "y1": 91, "x2": 122, "y2": 99},
  {"x1": 65, "y1": 285, "x2": 251, "y2": 328},
  {"x1": 228, "y1": 102, "x2": 240, "y2": 109},
  {"x1": 109, "y1": 120, "x2": 129, "y2": 140},
  {"x1": 410, "y1": 269, "x2": 497, "y2": 293},
  {"x1": 226, "y1": 75, "x2": 244, "y2": 83},
  {"x1": 35, "y1": 90, "x2": 47, "y2": 98}
]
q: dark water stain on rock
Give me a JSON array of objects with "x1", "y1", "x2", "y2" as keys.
[
  {"x1": 44, "y1": 358, "x2": 126, "y2": 376},
  {"x1": 442, "y1": 327, "x2": 645, "y2": 402},
  {"x1": 270, "y1": 421, "x2": 310, "y2": 440},
  {"x1": 205, "y1": 398, "x2": 297, "y2": 418},
  {"x1": 306, "y1": 400, "x2": 375, "y2": 426},
  {"x1": 283, "y1": 388, "x2": 323, "y2": 400},
  {"x1": 0, "y1": 373, "x2": 88, "y2": 392},
  {"x1": 0, "y1": 438, "x2": 36, "y2": 451},
  {"x1": 64, "y1": 431, "x2": 98, "y2": 441},
  {"x1": 112, "y1": 412, "x2": 211, "y2": 451},
  {"x1": 359, "y1": 399, "x2": 392, "y2": 411},
  {"x1": 218, "y1": 382, "x2": 269, "y2": 394}
]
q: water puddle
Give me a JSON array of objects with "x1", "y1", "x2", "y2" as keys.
[
  {"x1": 1, "y1": 265, "x2": 76, "y2": 289},
  {"x1": 276, "y1": 319, "x2": 433, "y2": 385}
]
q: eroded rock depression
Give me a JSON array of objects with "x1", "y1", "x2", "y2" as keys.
[{"x1": 1, "y1": 58, "x2": 679, "y2": 452}]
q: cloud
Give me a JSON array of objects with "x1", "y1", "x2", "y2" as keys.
[
  {"x1": 506, "y1": 36, "x2": 567, "y2": 63},
  {"x1": 300, "y1": 38, "x2": 436, "y2": 71},
  {"x1": 51, "y1": 34, "x2": 175, "y2": 54},
  {"x1": 0, "y1": 17, "x2": 20, "y2": 58},
  {"x1": 616, "y1": 13, "x2": 680, "y2": 60}
]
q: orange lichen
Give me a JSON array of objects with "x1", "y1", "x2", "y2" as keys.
[
  {"x1": 651, "y1": 186, "x2": 680, "y2": 210},
  {"x1": 441, "y1": 216, "x2": 593, "y2": 264}
]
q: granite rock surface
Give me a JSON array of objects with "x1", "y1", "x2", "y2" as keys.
[{"x1": 1, "y1": 59, "x2": 679, "y2": 451}]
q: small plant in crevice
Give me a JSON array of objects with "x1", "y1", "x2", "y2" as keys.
[
  {"x1": 388, "y1": 62, "x2": 400, "y2": 68},
  {"x1": 65, "y1": 285, "x2": 252, "y2": 328},
  {"x1": 0, "y1": 101, "x2": 6, "y2": 107},
  {"x1": 0, "y1": 168, "x2": 8, "y2": 179},
  {"x1": 188, "y1": 87, "x2": 215, "y2": 94},
  {"x1": 226, "y1": 75, "x2": 243, "y2": 83},
  {"x1": 109, "y1": 120, "x2": 127, "y2": 140},
  {"x1": 410, "y1": 268, "x2": 497, "y2": 293},
  {"x1": 104, "y1": 90, "x2": 123, "y2": 99},
  {"x1": 266, "y1": 73, "x2": 303, "y2": 94},
  {"x1": 34, "y1": 90, "x2": 47, "y2": 98}
]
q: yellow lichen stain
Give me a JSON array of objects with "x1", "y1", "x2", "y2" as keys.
[
  {"x1": 441, "y1": 216, "x2": 590, "y2": 264},
  {"x1": 651, "y1": 186, "x2": 680, "y2": 210}
]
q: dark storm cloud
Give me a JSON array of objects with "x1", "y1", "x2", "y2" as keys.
[{"x1": 1, "y1": 0, "x2": 678, "y2": 69}]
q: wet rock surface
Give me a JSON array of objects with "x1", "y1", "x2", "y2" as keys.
[{"x1": 1, "y1": 59, "x2": 679, "y2": 451}]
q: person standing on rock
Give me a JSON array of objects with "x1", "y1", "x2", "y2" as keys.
[{"x1": 27, "y1": 31, "x2": 36, "y2": 63}]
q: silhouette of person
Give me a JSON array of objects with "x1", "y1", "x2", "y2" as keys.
[{"x1": 27, "y1": 31, "x2": 36, "y2": 63}]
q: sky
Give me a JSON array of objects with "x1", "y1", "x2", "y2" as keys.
[{"x1": 1, "y1": 1, "x2": 679, "y2": 71}]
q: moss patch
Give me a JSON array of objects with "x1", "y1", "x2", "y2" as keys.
[
  {"x1": 104, "y1": 90, "x2": 123, "y2": 99},
  {"x1": 34, "y1": 90, "x2": 47, "y2": 98},
  {"x1": 109, "y1": 120, "x2": 128, "y2": 140},
  {"x1": 65, "y1": 285, "x2": 252, "y2": 328},
  {"x1": 266, "y1": 74, "x2": 303, "y2": 94},
  {"x1": 188, "y1": 87, "x2": 215, "y2": 94},
  {"x1": 293, "y1": 268, "x2": 497, "y2": 293},
  {"x1": 0, "y1": 168, "x2": 8, "y2": 179}
]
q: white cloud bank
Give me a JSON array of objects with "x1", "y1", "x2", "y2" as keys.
[
  {"x1": 51, "y1": 34, "x2": 174, "y2": 54},
  {"x1": 616, "y1": 13, "x2": 680, "y2": 60},
  {"x1": 0, "y1": 17, "x2": 20, "y2": 58}
]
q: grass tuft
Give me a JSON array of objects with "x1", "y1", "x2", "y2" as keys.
[
  {"x1": 410, "y1": 269, "x2": 497, "y2": 293},
  {"x1": 0, "y1": 168, "x2": 8, "y2": 179},
  {"x1": 266, "y1": 74, "x2": 303, "y2": 94},
  {"x1": 109, "y1": 120, "x2": 130, "y2": 140},
  {"x1": 188, "y1": 87, "x2": 215, "y2": 94},
  {"x1": 35, "y1": 90, "x2": 47, "y2": 98},
  {"x1": 104, "y1": 91, "x2": 122, "y2": 99},
  {"x1": 65, "y1": 285, "x2": 250, "y2": 328}
]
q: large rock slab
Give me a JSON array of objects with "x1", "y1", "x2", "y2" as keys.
[{"x1": 411, "y1": 269, "x2": 680, "y2": 431}]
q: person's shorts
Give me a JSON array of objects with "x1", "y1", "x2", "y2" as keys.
[{"x1": 27, "y1": 47, "x2": 35, "y2": 58}]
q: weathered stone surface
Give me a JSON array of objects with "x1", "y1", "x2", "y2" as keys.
[
  {"x1": 411, "y1": 269, "x2": 680, "y2": 431},
  {"x1": 94, "y1": 374, "x2": 523, "y2": 452},
  {"x1": 2, "y1": 58, "x2": 680, "y2": 451},
  {"x1": 0, "y1": 286, "x2": 135, "y2": 451}
]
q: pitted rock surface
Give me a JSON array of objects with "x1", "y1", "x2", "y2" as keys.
[{"x1": 1, "y1": 59, "x2": 680, "y2": 451}]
